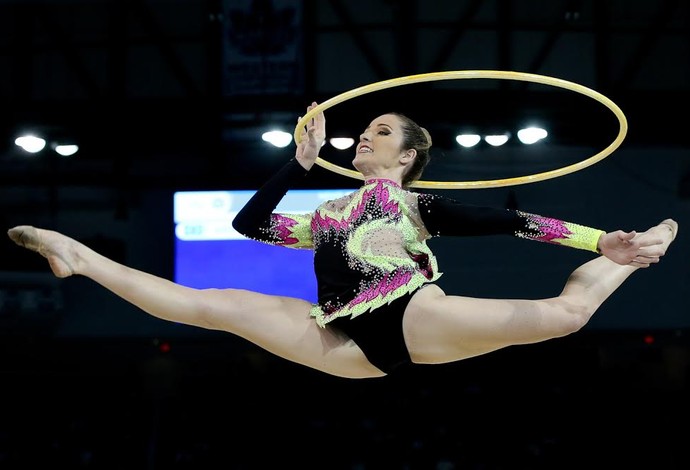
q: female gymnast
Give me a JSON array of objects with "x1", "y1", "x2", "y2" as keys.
[{"x1": 8, "y1": 102, "x2": 677, "y2": 379}]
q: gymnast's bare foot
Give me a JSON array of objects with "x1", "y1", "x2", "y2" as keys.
[
  {"x1": 7, "y1": 226, "x2": 77, "y2": 278},
  {"x1": 635, "y1": 218, "x2": 678, "y2": 257},
  {"x1": 660, "y1": 218, "x2": 678, "y2": 241}
]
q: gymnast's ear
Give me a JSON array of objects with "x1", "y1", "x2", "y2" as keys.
[{"x1": 401, "y1": 148, "x2": 416, "y2": 163}]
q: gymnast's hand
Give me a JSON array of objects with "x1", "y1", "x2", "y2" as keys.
[
  {"x1": 597, "y1": 228, "x2": 667, "y2": 268},
  {"x1": 295, "y1": 101, "x2": 326, "y2": 171}
]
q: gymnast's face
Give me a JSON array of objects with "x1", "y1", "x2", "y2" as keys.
[{"x1": 353, "y1": 114, "x2": 412, "y2": 178}]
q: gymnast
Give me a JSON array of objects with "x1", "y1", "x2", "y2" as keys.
[{"x1": 7, "y1": 102, "x2": 677, "y2": 378}]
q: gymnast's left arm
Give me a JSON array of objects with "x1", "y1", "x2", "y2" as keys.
[{"x1": 415, "y1": 192, "x2": 604, "y2": 254}]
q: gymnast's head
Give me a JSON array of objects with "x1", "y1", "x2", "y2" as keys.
[{"x1": 353, "y1": 113, "x2": 432, "y2": 188}]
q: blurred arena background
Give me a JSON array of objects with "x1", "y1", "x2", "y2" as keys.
[{"x1": 0, "y1": 1, "x2": 688, "y2": 468}]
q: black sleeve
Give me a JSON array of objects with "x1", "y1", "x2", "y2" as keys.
[
  {"x1": 231, "y1": 158, "x2": 310, "y2": 243},
  {"x1": 416, "y1": 192, "x2": 604, "y2": 252},
  {"x1": 417, "y1": 192, "x2": 529, "y2": 236}
]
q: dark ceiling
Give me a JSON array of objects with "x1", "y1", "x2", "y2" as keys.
[{"x1": 0, "y1": 0, "x2": 688, "y2": 191}]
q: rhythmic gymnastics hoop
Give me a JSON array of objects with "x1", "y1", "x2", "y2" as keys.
[{"x1": 293, "y1": 70, "x2": 628, "y2": 189}]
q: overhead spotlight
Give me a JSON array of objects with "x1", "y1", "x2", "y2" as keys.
[
  {"x1": 517, "y1": 127, "x2": 548, "y2": 144},
  {"x1": 456, "y1": 134, "x2": 481, "y2": 148},
  {"x1": 329, "y1": 137, "x2": 355, "y2": 150},
  {"x1": 15, "y1": 135, "x2": 47, "y2": 153},
  {"x1": 261, "y1": 130, "x2": 292, "y2": 148},
  {"x1": 53, "y1": 143, "x2": 79, "y2": 157},
  {"x1": 484, "y1": 134, "x2": 510, "y2": 147}
]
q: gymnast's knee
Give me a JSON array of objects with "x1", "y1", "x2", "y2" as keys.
[{"x1": 546, "y1": 297, "x2": 593, "y2": 335}]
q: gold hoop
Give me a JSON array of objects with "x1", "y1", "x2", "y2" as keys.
[{"x1": 294, "y1": 70, "x2": 627, "y2": 189}]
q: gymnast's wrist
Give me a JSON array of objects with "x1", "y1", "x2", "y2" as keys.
[{"x1": 294, "y1": 155, "x2": 315, "y2": 172}]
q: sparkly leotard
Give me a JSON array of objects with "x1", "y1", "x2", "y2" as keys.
[{"x1": 232, "y1": 159, "x2": 605, "y2": 329}]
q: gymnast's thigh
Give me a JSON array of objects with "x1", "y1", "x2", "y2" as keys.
[
  {"x1": 202, "y1": 287, "x2": 386, "y2": 378},
  {"x1": 402, "y1": 284, "x2": 555, "y2": 364}
]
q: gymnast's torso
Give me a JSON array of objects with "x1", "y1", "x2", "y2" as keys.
[{"x1": 231, "y1": 158, "x2": 605, "y2": 327}]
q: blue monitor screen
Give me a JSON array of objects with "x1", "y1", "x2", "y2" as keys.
[{"x1": 173, "y1": 188, "x2": 353, "y2": 302}]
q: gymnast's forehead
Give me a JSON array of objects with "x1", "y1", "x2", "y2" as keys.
[{"x1": 365, "y1": 114, "x2": 401, "y2": 130}]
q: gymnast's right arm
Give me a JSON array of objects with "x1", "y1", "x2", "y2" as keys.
[
  {"x1": 231, "y1": 158, "x2": 314, "y2": 249},
  {"x1": 232, "y1": 101, "x2": 324, "y2": 247}
]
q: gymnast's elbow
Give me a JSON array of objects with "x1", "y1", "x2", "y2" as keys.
[{"x1": 231, "y1": 212, "x2": 258, "y2": 239}]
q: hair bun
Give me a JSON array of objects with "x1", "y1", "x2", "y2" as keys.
[{"x1": 421, "y1": 127, "x2": 433, "y2": 148}]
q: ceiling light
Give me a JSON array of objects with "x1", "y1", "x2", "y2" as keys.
[
  {"x1": 261, "y1": 130, "x2": 292, "y2": 148},
  {"x1": 517, "y1": 127, "x2": 548, "y2": 144},
  {"x1": 15, "y1": 135, "x2": 47, "y2": 153},
  {"x1": 329, "y1": 137, "x2": 355, "y2": 150},
  {"x1": 484, "y1": 134, "x2": 510, "y2": 147},
  {"x1": 456, "y1": 134, "x2": 481, "y2": 148},
  {"x1": 54, "y1": 144, "x2": 79, "y2": 156}
]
